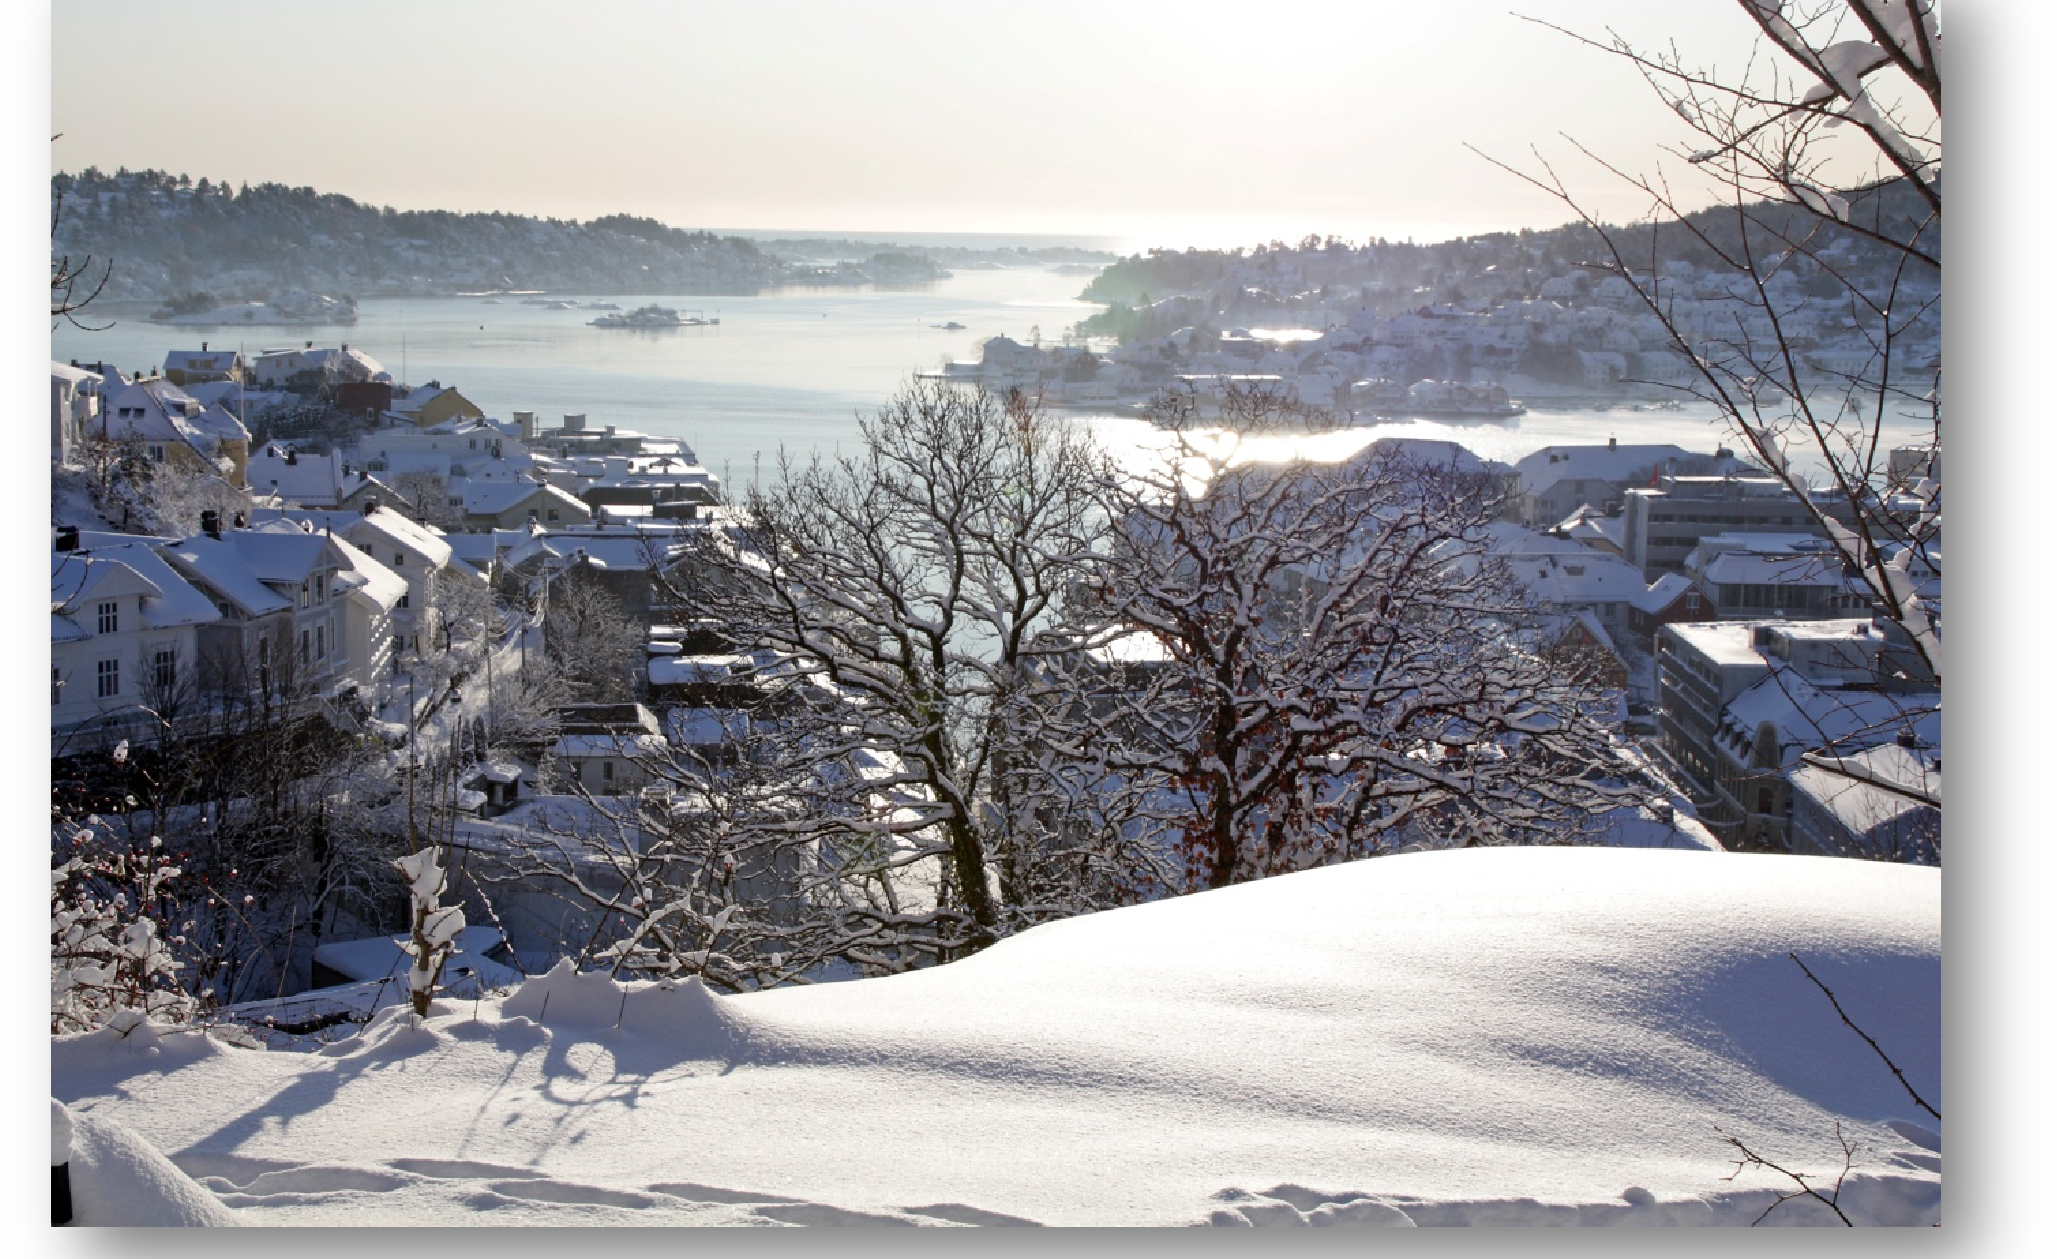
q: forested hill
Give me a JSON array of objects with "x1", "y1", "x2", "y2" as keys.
[
  {"x1": 50, "y1": 168, "x2": 787, "y2": 302},
  {"x1": 1078, "y1": 176, "x2": 1937, "y2": 333}
]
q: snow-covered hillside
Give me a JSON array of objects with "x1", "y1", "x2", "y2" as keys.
[{"x1": 52, "y1": 847, "x2": 1941, "y2": 1226}]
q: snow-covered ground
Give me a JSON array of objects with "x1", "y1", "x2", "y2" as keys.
[{"x1": 51, "y1": 847, "x2": 1941, "y2": 1227}]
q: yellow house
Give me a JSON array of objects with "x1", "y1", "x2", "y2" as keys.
[{"x1": 397, "y1": 381, "x2": 486, "y2": 429}]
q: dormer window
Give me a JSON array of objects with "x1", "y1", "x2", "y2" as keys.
[{"x1": 96, "y1": 601, "x2": 118, "y2": 634}]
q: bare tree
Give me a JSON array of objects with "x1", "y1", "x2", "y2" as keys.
[
  {"x1": 1480, "y1": 1, "x2": 1941, "y2": 688},
  {"x1": 390, "y1": 470, "x2": 467, "y2": 532},
  {"x1": 541, "y1": 568, "x2": 643, "y2": 703},
  {"x1": 665, "y1": 381, "x2": 1113, "y2": 954},
  {"x1": 1065, "y1": 387, "x2": 1630, "y2": 890}
]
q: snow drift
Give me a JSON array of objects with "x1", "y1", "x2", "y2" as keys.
[{"x1": 51, "y1": 848, "x2": 1940, "y2": 1226}]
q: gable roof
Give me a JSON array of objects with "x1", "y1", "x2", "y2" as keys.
[
  {"x1": 330, "y1": 534, "x2": 407, "y2": 612},
  {"x1": 1514, "y1": 444, "x2": 1697, "y2": 496},
  {"x1": 52, "y1": 543, "x2": 221, "y2": 631},
  {"x1": 157, "y1": 524, "x2": 349, "y2": 618},
  {"x1": 462, "y1": 480, "x2": 590, "y2": 519},
  {"x1": 1632, "y1": 571, "x2": 1700, "y2": 614},
  {"x1": 275, "y1": 506, "x2": 455, "y2": 570}
]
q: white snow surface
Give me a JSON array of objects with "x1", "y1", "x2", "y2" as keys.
[
  {"x1": 50, "y1": 848, "x2": 1941, "y2": 1227},
  {"x1": 55, "y1": 1101, "x2": 240, "y2": 1227}
]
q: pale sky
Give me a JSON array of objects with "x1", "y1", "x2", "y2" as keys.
[{"x1": 44, "y1": 0, "x2": 1788, "y2": 248}]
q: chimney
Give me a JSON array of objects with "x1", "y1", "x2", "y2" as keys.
[
  {"x1": 363, "y1": 499, "x2": 378, "y2": 515},
  {"x1": 201, "y1": 509, "x2": 221, "y2": 539},
  {"x1": 55, "y1": 525, "x2": 80, "y2": 552},
  {"x1": 201, "y1": 341, "x2": 208, "y2": 352},
  {"x1": 1608, "y1": 436, "x2": 1617, "y2": 450},
  {"x1": 305, "y1": 340, "x2": 314, "y2": 350},
  {"x1": 1650, "y1": 800, "x2": 1674, "y2": 827}
]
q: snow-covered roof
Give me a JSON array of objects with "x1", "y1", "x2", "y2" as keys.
[
  {"x1": 311, "y1": 926, "x2": 519, "y2": 989},
  {"x1": 221, "y1": 521, "x2": 336, "y2": 584},
  {"x1": 97, "y1": 379, "x2": 227, "y2": 455},
  {"x1": 1515, "y1": 444, "x2": 1695, "y2": 495},
  {"x1": 1788, "y1": 742, "x2": 1941, "y2": 839},
  {"x1": 1086, "y1": 629, "x2": 1175, "y2": 666},
  {"x1": 550, "y1": 733, "x2": 670, "y2": 758},
  {"x1": 1685, "y1": 534, "x2": 1843, "y2": 586},
  {"x1": 164, "y1": 348, "x2": 242, "y2": 374},
  {"x1": 665, "y1": 707, "x2": 756, "y2": 746},
  {"x1": 277, "y1": 506, "x2": 454, "y2": 570},
  {"x1": 247, "y1": 443, "x2": 374, "y2": 508},
  {"x1": 160, "y1": 534, "x2": 297, "y2": 617},
  {"x1": 1661, "y1": 620, "x2": 1769, "y2": 669},
  {"x1": 461, "y1": 480, "x2": 589, "y2": 519},
  {"x1": 52, "y1": 543, "x2": 221, "y2": 631},
  {"x1": 330, "y1": 535, "x2": 406, "y2": 612},
  {"x1": 648, "y1": 655, "x2": 753, "y2": 687},
  {"x1": 1553, "y1": 506, "x2": 1625, "y2": 552},
  {"x1": 1632, "y1": 571, "x2": 1698, "y2": 614},
  {"x1": 1719, "y1": 669, "x2": 1940, "y2": 769},
  {"x1": 547, "y1": 535, "x2": 674, "y2": 572},
  {"x1": 1509, "y1": 549, "x2": 1648, "y2": 606}
]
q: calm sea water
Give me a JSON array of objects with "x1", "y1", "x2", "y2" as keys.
[{"x1": 54, "y1": 267, "x2": 1927, "y2": 486}]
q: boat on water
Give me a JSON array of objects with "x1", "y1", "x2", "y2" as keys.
[
  {"x1": 932, "y1": 321, "x2": 966, "y2": 331},
  {"x1": 585, "y1": 301, "x2": 622, "y2": 311},
  {"x1": 1351, "y1": 378, "x2": 1526, "y2": 418},
  {"x1": 590, "y1": 305, "x2": 720, "y2": 329}
]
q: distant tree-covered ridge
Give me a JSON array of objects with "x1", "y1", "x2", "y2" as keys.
[
  {"x1": 50, "y1": 167, "x2": 784, "y2": 301},
  {"x1": 1078, "y1": 179, "x2": 1937, "y2": 339}
]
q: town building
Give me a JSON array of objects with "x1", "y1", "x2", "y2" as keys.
[
  {"x1": 1621, "y1": 474, "x2": 1834, "y2": 578},
  {"x1": 1653, "y1": 617, "x2": 1937, "y2": 851}
]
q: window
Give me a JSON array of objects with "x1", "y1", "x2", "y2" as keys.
[
  {"x1": 154, "y1": 648, "x2": 175, "y2": 690},
  {"x1": 398, "y1": 592, "x2": 409, "y2": 609},
  {"x1": 316, "y1": 625, "x2": 326, "y2": 659},
  {"x1": 147, "y1": 444, "x2": 167, "y2": 463},
  {"x1": 301, "y1": 629, "x2": 310, "y2": 664},
  {"x1": 547, "y1": 509, "x2": 561, "y2": 522},
  {"x1": 601, "y1": 761, "x2": 615, "y2": 782},
  {"x1": 96, "y1": 658, "x2": 119, "y2": 699},
  {"x1": 395, "y1": 553, "x2": 406, "y2": 567},
  {"x1": 97, "y1": 601, "x2": 118, "y2": 634},
  {"x1": 314, "y1": 575, "x2": 325, "y2": 603}
]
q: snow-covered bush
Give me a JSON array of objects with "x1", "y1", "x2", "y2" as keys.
[{"x1": 52, "y1": 810, "x2": 202, "y2": 1034}]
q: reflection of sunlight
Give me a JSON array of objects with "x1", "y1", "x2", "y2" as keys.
[
  {"x1": 1240, "y1": 328, "x2": 1326, "y2": 343},
  {"x1": 1079, "y1": 414, "x2": 1384, "y2": 497}
]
